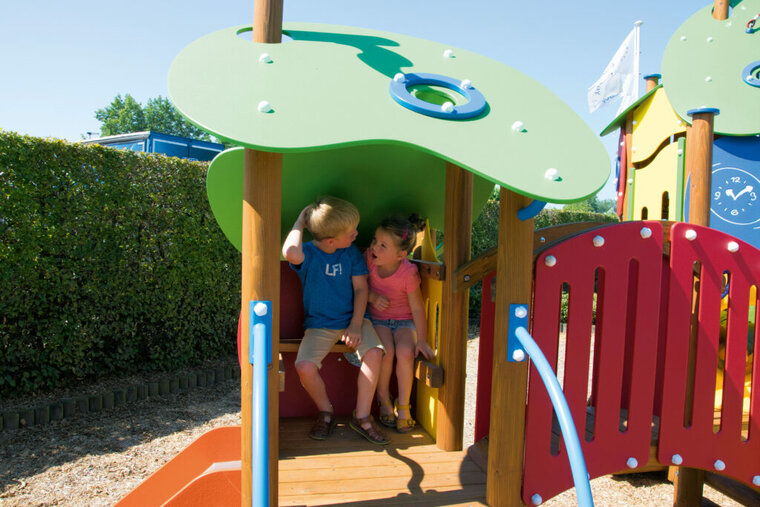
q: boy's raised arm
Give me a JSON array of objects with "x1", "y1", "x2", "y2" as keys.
[{"x1": 282, "y1": 206, "x2": 309, "y2": 265}]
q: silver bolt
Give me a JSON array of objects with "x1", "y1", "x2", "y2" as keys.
[{"x1": 253, "y1": 302, "x2": 268, "y2": 316}]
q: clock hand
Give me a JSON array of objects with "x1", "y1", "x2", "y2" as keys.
[
  {"x1": 726, "y1": 188, "x2": 736, "y2": 199},
  {"x1": 734, "y1": 185, "x2": 754, "y2": 199}
]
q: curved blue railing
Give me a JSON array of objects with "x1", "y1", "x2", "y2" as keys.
[
  {"x1": 515, "y1": 326, "x2": 594, "y2": 507},
  {"x1": 250, "y1": 301, "x2": 272, "y2": 507}
]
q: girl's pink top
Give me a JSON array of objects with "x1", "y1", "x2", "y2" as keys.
[{"x1": 365, "y1": 252, "x2": 421, "y2": 320}]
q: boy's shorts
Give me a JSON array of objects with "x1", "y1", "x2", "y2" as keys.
[{"x1": 296, "y1": 318, "x2": 384, "y2": 369}]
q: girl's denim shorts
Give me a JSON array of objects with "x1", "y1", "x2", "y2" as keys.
[{"x1": 371, "y1": 318, "x2": 415, "y2": 333}]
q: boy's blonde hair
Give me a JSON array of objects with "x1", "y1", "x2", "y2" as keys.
[{"x1": 305, "y1": 196, "x2": 359, "y2": 241}]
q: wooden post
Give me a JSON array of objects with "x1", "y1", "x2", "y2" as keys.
[
  {"x1": 436, "y1": 162, "x2": 472, "y2": 451},
  {"x1": 486, "y1": 188, "x2": 533, "y2": 506},
  {"x1": 685, "y1": 108, "x2": 718, "y2": 227},
  {"x1": 623, "y1": 113, "x2": 634, "y2": 220},
  {"x1": 644, "y1": 73, "x2": 661, "y2": 92},
  {"x1": 713, "y1": 0, "x2": 729, "y2": 20},
  {"x1": 254, "y1": 0, "x2": 283, "y2": 42},
  {"x1": 674, "y1": 107, "x2": 718, "y2": 507},
  {"x1": 241, "y1": 2, "x2": 283, "y2": 507}
]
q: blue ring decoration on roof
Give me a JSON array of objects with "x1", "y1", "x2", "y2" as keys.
[
  {"x1": 389, "y1": 72, "x2": 487, "y2": 120},
  {"x1": 743, "y1": 61, "x2": 760, "y2": 88}
]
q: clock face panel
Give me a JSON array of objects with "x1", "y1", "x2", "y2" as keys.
[{"x1": 711, "y1": 166, "x2": 760, "y2": 226}]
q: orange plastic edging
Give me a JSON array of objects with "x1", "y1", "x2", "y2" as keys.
[
  {"x1": 115, "y1": 426, "x2": 241, "y2": 506},
  {"x1": 165, "y1": 469, "x2": 241, "y2": 506}
]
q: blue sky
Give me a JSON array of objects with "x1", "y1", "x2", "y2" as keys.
[{"x1": 0, "y1": 1, "x2": 708, "y2": 200}]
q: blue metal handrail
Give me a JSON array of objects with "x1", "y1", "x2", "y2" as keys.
[
  {"x1": 515, "y1": 326, "x2": 594, "y2": 507},
  {"x1": 250, "y1": 301, "x2": 272, "y2": 507}
]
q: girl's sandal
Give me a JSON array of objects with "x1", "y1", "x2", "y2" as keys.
[
  {"x1": 377, "y1": 399, "x2": 397, "y2": 428},
  {"x1": 394, "y1": 399, "x2": 416, "y2": 433}
]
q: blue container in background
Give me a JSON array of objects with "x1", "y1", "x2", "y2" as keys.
[{"x1": 82, "y1": 131, "x2": 225, "y2": 161}]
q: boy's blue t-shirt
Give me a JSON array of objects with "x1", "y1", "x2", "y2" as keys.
[{"x1": 290, "y1": 242, "x2": 368, "y2": 330}]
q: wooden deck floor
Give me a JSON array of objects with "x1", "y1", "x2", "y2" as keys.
[{"x1": 279, "y1": 418, "x2": 487, "y2": 506}]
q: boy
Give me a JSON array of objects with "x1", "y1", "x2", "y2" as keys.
[{"x1": 282, "y1": 196, "x2": 388, "y2": 445}]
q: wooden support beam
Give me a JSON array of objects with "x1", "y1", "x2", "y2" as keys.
[
  {"x1": 241, "y1": 148, "x2": 282, "y2": 507},
  {"x1": 674, "y1": 107, "x2": 717, "y2": 507},
  {"x1": 644, "y1": 73, "x2": 661, "y2": 92},
  {"x1": 713, "y1": 0, "x2": 729, "y2": 20},
  {"x1": 436, "y1": 162, "x2": 472, "y2": 451},
  {"x1": 253, "y1": 0, "x2": 283, "y2": 42},
  {"x1": 486, "y1": 188, "x2": 533, "y2": 506},
  {"x1": 240, "y1": 4, "x2": 283, "y2": 506},
  {"x1": 686, "y1": 109, "x2": 717, "y2": 227}
]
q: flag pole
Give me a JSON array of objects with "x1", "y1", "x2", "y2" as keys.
[{"x1": 633, "y1": 20, "x2": 642, "y2": 100}]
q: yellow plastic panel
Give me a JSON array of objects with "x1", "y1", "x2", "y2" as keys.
[
  {"x1": 416, "y1": 222, "x2": 441, "y2": 437},
  {"x1": 631, "y1": 142, "x2": 682, "y2": 220},
  {"x1": 631, "y1": 88, "x2": 687, "y2": 164}
]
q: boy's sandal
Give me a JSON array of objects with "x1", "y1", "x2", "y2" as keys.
[
  {"x1": 350, "y1": 412, "x2": 389, "y2": 445},
  {"x1": 395, "y1": 399, "x2": 416, "y2": 434},
  {"x1": 309, "y1": 411, "x2": 336, "y2": 440},
  {"x1": 377, "y1": 399, "x2": 397, "y2": 428}
]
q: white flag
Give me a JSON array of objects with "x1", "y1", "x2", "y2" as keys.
[{"x1": 587, "y1": 27, "x2": 638, "y2": 115}]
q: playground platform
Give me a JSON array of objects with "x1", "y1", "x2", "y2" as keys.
[{"x1": 278, "y1": 418, "x2": 486, "y2": 506}]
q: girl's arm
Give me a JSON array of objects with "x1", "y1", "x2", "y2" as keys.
[
  {"x1": 282, "y1": 206, "x2": 309, "y2": 264},
  {"x1": 408, "y1": 287, "x2": 434, "y2": 360}
]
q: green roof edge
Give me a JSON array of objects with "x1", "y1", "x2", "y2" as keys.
[{"x1": 599, "y1": 84, "x2": 663, "y2": 137}]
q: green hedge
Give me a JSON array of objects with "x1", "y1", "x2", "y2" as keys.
[
  {"x1": 0, "y1": 132, "x2": 240, "y2": 398},
  {"x1": 469, "y1": 199, "x2": 618, "y2": 318}
]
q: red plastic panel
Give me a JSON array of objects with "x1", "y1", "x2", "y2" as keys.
[
  {"x1": 658, "y1": 223, "x2": 759, "y2": 488},
  {"x1": 474, "y1": 272, "x2": 496, "y2": 442},
  {"x1": 237, "y1": 262, "x2": 305, "y2": 364},
  {"x1": 279, "y1": 351, "x2": 360, "y2": 417},
  {"x1": 523, "y1": 222, "x2": 664, "y2": 505}
]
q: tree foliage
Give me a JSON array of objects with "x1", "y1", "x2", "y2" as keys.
[
  {"x1": 564, "y1": 195, "x2": 616, "y2": 215},
  {"x1": 94, "y1": 94, "x2": 211, "y2": 141}
]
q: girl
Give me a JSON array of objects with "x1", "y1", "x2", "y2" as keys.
[{"x1": 366, "y1": 215, "x2": 435, "y2": 433}]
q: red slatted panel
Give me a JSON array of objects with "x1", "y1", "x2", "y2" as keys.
[
  {"x1": 658, "y1": 223, "x2": 759, "y2": 488},
  {"x1": 474, "y1": 271, "x2": 496, "y2": 443},
  {"x1": 523, "y1": 222, "x2": 663, "y2": 505}
]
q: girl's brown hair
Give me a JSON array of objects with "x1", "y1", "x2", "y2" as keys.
[{"x1": 378, "y1": 214, "x2": 426, "y2": 253}]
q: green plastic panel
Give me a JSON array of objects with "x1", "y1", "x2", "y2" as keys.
[
  {"x1": 170, "y1": 23, "x2": 609, "y2": 203},
  {"x1": 662, "y1": 1, "x2": 760, "y2": 135},
  {"x1": 207, "y1": 146, "x2": 495, "y2": 252}
]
